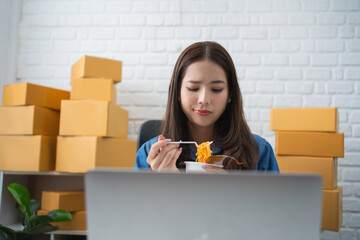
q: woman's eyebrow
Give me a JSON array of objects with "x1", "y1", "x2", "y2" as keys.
[
  {"x1": 185, "y1": 80, "x2": 226, "y2": 84},
  {"x1": 211, "y1": 80, "x2": 226, "y2": 84},
  {"x1": 186, "y1": 80, "x2": 201, "y2": 84}
]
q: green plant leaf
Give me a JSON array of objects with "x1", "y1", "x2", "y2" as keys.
[
  {"x1": 0, "y1": 231, "x2": 8, "y2": 240},
  {"x1": 12, "y1": 231, "x2": 32, "y2": 240},
  {"x1": 27, "y1": 223, "x2": 58, "y2": 235},
  {"x1": 24, "y1": 215, "x2": 53, "y2": 232},
  {"x1": 15, "y1": 199, "x2": 41, "y2": 227},
  {"x1": 29, "y1": 199, "x2": 40, "y2": 216},
  {"x1": 15, "y1": 202, "x2": 28, "y2": 227},
  {"x1": 5, "y1": 183, "x2": 71, "y2": 237},
  {"x1": 7, "y1": 183, "x2": 31, "y2": 219},
  {"x1": 47, "y1": 210, "x2": 72, "y2": 222},
  {"x1": 0, "y1": 224, "x2": 15, "y2": 240}
]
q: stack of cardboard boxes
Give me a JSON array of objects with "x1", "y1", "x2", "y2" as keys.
[
  {"x1": 0, "y1": 55, "x2": 138, "y2": 231},
  {"x1": 0, "y1": 83, "x2": 70, "y2": 171},
  {"x1": 56, "y1": 55, "x2": 137, "y2": 173},
  {"x1": 38, "y1": 190, "x2": 86, "y2": 230},
  {"x1": 271, "y1": 108, "x2": 344, "y2": 232}
]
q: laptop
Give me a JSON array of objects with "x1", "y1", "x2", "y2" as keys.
[{"x1": 85, "y1": 169, "x2": 322, "y2": 240}]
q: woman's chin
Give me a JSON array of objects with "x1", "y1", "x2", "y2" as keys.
[{"x1": 191, "y1": 120, "x2": 216, "y2": 128}]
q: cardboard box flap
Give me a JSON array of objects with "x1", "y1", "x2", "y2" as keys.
[
  {"x1": 276, "y1": 131, "x2": 344, "y2": 158},
  {"x1": 2, "y1": 82, "x2": 70, "y2": 110},
  {"x1": 71, "y1": 56, "x2": 122, "y2": 84},
  {"x1": 270, "y1": 108, "x2": 337, "y2": 132}
]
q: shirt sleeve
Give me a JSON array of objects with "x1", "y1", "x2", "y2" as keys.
[
  {"x1": 133, "y1": 136, "x2": 158, "y2": 170},
  {"x1": 253, "y1": 135, "x2": 280, "y2": 172}
]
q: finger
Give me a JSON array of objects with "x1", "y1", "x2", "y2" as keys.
[
  {"x1": 167, "y1": 147, "x2": 182, "y2": 169},
  {"x1": 150, "y1": 143, "x2": 179, "y2": 170},
  {"x1": 158, "y1": 148, "x2": 178, "y2": 170},
  {"x1": 147, "y1": 139, "x2": 171, "y2": 163},
  {"x1": 150, "y1": 157, "x2": 161, "y2": 170},
  {"x1": 156, "y1": 143, "x2": 179, "y2": 161},
  {"x1": 158, "y1": 135, "x2": 167, "y2": 152}
]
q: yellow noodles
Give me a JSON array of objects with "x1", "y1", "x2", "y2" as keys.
[{"x1": 196, "y1": 141, "x2": 213, "y2": 163}]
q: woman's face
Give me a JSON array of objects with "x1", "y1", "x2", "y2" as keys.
[{"x1": 180, "y1": 60, "x2": 229, "y2": 129}]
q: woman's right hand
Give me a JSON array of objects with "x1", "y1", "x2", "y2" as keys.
[{"x1": 147, "y1": 135, "x2": 182, "y2": 171}]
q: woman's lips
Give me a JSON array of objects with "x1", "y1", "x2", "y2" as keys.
[{"x1": 195, "y1": 109, "x2": 212, "y2": 116}]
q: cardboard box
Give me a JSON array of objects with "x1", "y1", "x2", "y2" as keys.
[
  {"x1": 41, "y1": 191, "x2": 85, "y2": 212},
  {"x1": 71, "y1": 55, "x2": 122, "y2": 84},
  {"x1": 276, "y1": 155, "x2": 337, "y2": 190},
  {"x1": 59, "y1": 100, "x2": 128, "y2": 138},
  {"x1": 0, "y1": 105, "x2": 60, "y2": 136},
  {"x1": 276, "y1": 131, "x2": 344, "y2": 158},
  {"x1": 270, "y1": 108, "x2": 337, "y2": 132},
  {"x1": 2, "y1": 82, "x2": 70, "y2": 110},
  {"x1": 321, "y1": 187, "x2": 342, "y2": 232},
  {"x1": 70, "y1": 78, "x2": 116, "y2": 103},
  {"x1": 56, "y1": 136, "x2": 137, "y2": 173},
  {"x1": 0, "y1": 135, "x2": 56, "y2": 171},
  {"x1": 37, "y1": 210, "x2": 86, "y2": 230}
]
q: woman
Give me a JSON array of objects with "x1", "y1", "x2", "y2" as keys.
[{"x1": 135, "y1": 41, "x2": 279, "y2": 172}]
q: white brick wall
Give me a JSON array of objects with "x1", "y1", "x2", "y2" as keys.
[{"x1": 14, "y1": 0, "x2": 360, "y2": 238}]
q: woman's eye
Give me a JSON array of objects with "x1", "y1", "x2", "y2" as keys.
[
  {"x1": 212, "y1": 88, "x2": 223, "y2": 93},
  {"x1": 187, "y1": 87, "x2": 199, "y2": 92}
]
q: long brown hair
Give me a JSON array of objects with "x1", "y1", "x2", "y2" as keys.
[{"x1": 162, "y1": 41, "x2": 259, "y2": 170}]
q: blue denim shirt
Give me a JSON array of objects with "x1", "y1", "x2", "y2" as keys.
[{"x1": 134, "y1": 134, "x2": 279, "y2": 172}]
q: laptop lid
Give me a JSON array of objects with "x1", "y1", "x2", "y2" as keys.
[{"x1": 85, "y1": 169, "x2": 322, "y2": 240}]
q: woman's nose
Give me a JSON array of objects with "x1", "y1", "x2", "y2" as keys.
[{"x1": 198, "y1": 88, "x2": 210, "y2": 105}]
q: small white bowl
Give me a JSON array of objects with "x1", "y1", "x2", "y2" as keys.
[{"x1": 185, "y1": 161, "x2": 223, "y2": 173}]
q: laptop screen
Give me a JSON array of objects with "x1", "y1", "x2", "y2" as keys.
[{"x1": 85, "y1": 169, "x2": 322, "y2": 240}]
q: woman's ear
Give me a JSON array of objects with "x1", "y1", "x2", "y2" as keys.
[{"x1": 227, "y1": 99, "x2": 231, "y2": 103}]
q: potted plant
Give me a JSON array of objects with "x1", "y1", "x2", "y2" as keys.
[{"x1": 0, "y1": 183, "x2": 72, "y2": 240}]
